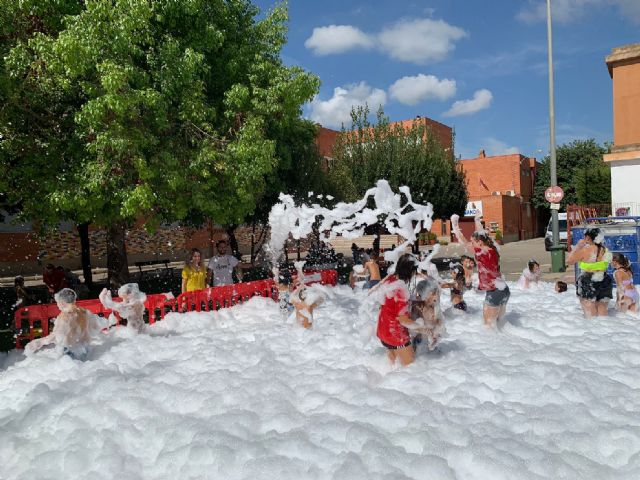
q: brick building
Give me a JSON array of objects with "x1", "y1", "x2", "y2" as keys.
[
  {"x1": 603, "y1": 43, "x2": 640, "y2": 215},
  {"x1": 457, "y1": 150, "x2": 541, "y2": 243}
]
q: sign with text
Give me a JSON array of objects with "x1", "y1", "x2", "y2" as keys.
[
  {"x1": 464, "y1": 201, "x2": 483, "y2": 217},
  {"x1": 544, "y1": 186, "x2": 564, "y2": 203}
]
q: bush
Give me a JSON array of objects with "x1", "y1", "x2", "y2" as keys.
[{"x1": 494, "y1": 229, "x2": 503, "y2": 242}]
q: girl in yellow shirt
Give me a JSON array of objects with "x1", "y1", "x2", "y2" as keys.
[{"x1": 182, "y1": 249, "x2": 206, "y2": 293}]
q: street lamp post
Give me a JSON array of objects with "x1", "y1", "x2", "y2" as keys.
[{"x1": 546, "y1": 0, "x2": 564, "y2": 272}]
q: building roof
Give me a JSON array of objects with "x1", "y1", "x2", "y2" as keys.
[{"x1": 606, "y1": 42, "x2": 640, "y2": 77}]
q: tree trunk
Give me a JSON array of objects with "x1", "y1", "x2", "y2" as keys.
[
  {"x1": 77, "y1": 222, "x2": 93, "y2": 287},
  {"x1": 226, "y1": 225, "x2": 240, "y2": 259},
  {"x1": 106, "y1": 222, "x2": 129, "y2": 289},
  {"x1": 250, "y1": 223, "x2": 256, "y2": 264},
  {"x1": 372, "y1": 224, "x2": 381, "y2": 254}
]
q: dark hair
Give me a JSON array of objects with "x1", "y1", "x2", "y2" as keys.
[
  {"x1": 584, "y1": 227, "x2": 600, "y2": 242},
  {"x1": 460, "y1": 254, "x2": 476, "y2": 266},
  {"x1": 528, "y1": 260, "x2": 540, "y2": 272},
  {"x1": 556, "y1": 281, "x2": 567, "y2": 293},
  {"x1": 188, "y1": 248, "x2": 202, "y2": 265},
  {"x1": 14, "y1": 275, "x2": 25, "y2": 287},
  {"x1": 45, "y1": 263, "x2": 54, "y2": 270},
  {"x1": 395, "y1": 254, "x2": 417, "y2": 282},
  {"x1": 612, "y1": 253, "x2": 632, "y2": 272},
  {"x1": 216, "y1": 240, "x2": 227, "y2": 248},
  {"x1": 471, "y1": 231, "x2": 498, "y2": 255},
  {"x1": 451, "y1": 263, "x2": 465, "y2": 281}
]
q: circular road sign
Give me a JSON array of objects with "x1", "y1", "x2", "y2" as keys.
[{"x1": 545, "y1": 186, "x2": 564, "y2": 203}]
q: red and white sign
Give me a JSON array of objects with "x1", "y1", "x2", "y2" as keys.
[{"x1": 544, "y1": 186, "x2": 564, "y2": 203}]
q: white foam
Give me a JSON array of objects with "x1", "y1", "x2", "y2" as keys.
[{"x1": 2, "y1": 284, "x2": 640, "y2": 478}]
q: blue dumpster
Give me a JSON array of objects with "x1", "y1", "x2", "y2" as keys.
[{"x1": 571, "y1": 217, "x2": 640, "y2": 285}]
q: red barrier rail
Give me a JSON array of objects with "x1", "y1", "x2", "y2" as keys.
[
  {"x1": 14, "y1": 278, "x2": 280, "y2": 349},
  {"x1": 14, "y1": 271, "x2": 337, "y2": 349}
]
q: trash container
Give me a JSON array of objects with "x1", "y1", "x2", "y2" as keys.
[
  {"x1": 571, "y1": 216, "x2": 640, "y2": 285},
  {"x1": 550, "y1": 245, "x2": 566, "y2": 272}
]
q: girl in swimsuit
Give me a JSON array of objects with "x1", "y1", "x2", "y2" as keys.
[
  {"x1": 612, "y1": 253, "x2": 638, "y2": 313},
  {"x1": 441, "y1": 263, "x2": 467, "y2": 312},
  {"x1": 567, "y1": 227, "x2": 613, "y2": 318}
]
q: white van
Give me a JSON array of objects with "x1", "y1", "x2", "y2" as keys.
[{"x1": 544, "y1": 212, "x2": 567, "y2": 251}]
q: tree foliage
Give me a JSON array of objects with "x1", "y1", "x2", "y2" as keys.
[
  {"x1": 532, "y1": 139, "x2": 610, "y2": 209},
  {"x1": 0, "y1": 0, "x2": 319, "y2": 284},
  {"x1": 328, "y1": 106, "x2": 467, "y2": 219}
]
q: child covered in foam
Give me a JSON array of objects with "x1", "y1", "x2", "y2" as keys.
[
  {"x1": 409, "y1": 277, "x2": 446, "y2": 351},
  {"x1": 24, "y1": 288, "x2": 107, "y2": 360},
  {"x1": 99, "y1": 283, "x2": 147, "y2": 333},
  {"x1": 275, "y1": 266, "x2": 324, "y2": 329},
  {"x1": 517, "y1": 260, "x2": 541, "y2": 290}
]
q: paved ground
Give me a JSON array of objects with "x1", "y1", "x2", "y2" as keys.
[{"x1": 433, "y1": 237, "x2": 575, "y2": 283}]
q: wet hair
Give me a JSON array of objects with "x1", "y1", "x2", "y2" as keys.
[
  {"x1": 612, "y1": 253, "x2": 632, "y2": 272},
  {"x1": 584, "y1": 228, "x2": 606, "y2": 259},
  {"x1": 54, "y1": 288, "x2": 77, "y2": 304},
  {"x1": 411, "y1": 278, "x2": 439, "y2": 303},
  {"x1": 14, "y1": 275, "x2": 25, "y2": 287},
  {"x1": 460, "y1": 254, "x2": 476, "y2": 267},
  {"x1": 556, "y1": 281, "x2": 567, "y2": 293},
  {"x1": 450, "y1": 263, "x2": 465, "y2": 282},
  {"x1": 396, "y1": 253, "x2": 417, "y2": 282},
  {"x1": 528, "y1": 259, "x2": 540, "y2": 272},
  {"x1": 471, "y1": 230, "x2": 498, "y2": 254}
]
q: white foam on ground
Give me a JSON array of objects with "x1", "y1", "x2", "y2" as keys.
[{"x1": 1, "y1": 283, "x2": 640, "y2": 479}]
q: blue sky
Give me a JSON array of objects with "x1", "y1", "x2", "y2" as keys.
[{"x1": 253, "y1": 0, "x2": 639, "y2": 160}]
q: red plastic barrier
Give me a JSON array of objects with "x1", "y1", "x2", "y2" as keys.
[
  {"x1": 294, "y1": 269, "x2": 338, "y2": 286},
  {"x1": 176, "y1": 279, "x2": 278, "y2": 313},
  {"x1": 14, "y1": 279, "x2": 280, "y2": 349},
  {"x1": 14, "y1": 293, "x2": 178, "y2": 350}
]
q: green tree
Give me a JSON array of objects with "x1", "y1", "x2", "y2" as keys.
[
  {"x1": 0, "y1": 0, "x2": 319, "y2": 287},
  {"x1": 532, "y1": 139, "x2": 610, "y2": 209},
  {"x1": 328, "y1": 106, "x2": 467, "y2": 219}
]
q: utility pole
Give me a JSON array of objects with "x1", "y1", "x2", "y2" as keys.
[{"x1": 546, "y1": 0, "x2": 564, "y2": 272}]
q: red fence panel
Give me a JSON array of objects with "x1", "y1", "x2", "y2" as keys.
[{"x1": 14, "y1": 276, "x2": 327, "y2": 349}]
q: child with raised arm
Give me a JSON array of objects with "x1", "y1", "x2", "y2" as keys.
[
  {"x1": 517, "y1": 259, "x2": 541, "y2": 290},
  {"x1": 451, "y1": 214, "x2": 510, "y2": 327},
  {"x1": 24, "y1": 288, "x2": 106, "y2": 360},
  {"x1": 440, "y1": 263, "x2": 468, "y2": 312},
  {"x1": 612, "y1": 253, "x2": 638, "y2": 313},
  {"x1": 99, "y1": 283, "x2": 147, "y2": 333}
]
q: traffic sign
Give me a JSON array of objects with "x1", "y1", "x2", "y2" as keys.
[{"x1": 545, "y1": 186, "x2": 564, "y2": 203}]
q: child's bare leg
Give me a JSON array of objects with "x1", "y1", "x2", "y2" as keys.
[
  {"x1": 596, "y1": 301, "x2": 609, "y2": 317},
  {"x1": 295, "y1": 309, "x2": 312, "y2": 328},
  {"x1": 396, "y1": 346, "x2": 415, "y2": 366},
  {"x1": 580, "y1": 299, "x2": 597, "y2": 318},
  {"x1": 386, "y1": 349, "x2": 397, "y2": 364},
  {"x1": 483, "y1": 304, "x2": 500, "y2": 327}
]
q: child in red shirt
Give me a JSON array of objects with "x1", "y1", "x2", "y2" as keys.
[{"x1": 376, "y1": 254, "x2": 423, "y2": 366}]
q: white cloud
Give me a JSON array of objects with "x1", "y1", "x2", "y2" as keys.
[
  {"x1": 388, "y1": 74, "x2": 456, "y2": 105},
  {"x1": 443, "y1": 89, "x2": 493, "y2": 117},
  {"x1": 378, "y1": 18, "x2": 468, "y2": 64},
  {"x1": 304, "y1": 25, "x2": 374, "y2": 55},
  {"x1": 304, "y1": 18, "x2": 467, "y2": 64},
  {"x1": 308, "y1": 82, "x2": 387, "y2": 128},
  {"x1": 517, "y1": 0, "x2": 640, "y2": 24},
  {"x1": 483, "y1": 138, "x2": 520, "y2": 156}
]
